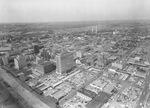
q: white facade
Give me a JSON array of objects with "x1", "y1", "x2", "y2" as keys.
[
  {"x1": 112, "y1": 60, "x2": 127, "y2": 70},
  {"x1": 56, "y1": 52, "x2": 75, "y2": 75},
  {"x1": 76, "y1": 51, "x2": 82, "y2": 58},
  {"x1": 14, "y1": 56, "x2": 27, "y2": 70},
  {"x1": 2, "y1": 57, "x2": 8, "y2": 66}
]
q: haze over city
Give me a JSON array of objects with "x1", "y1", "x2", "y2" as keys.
[
  {"x1": 1, "y1": 0, "x2": 150, "y2": 108},
  {"x1": 0, "y1": 0, "x2": 150, "y2": 23}
]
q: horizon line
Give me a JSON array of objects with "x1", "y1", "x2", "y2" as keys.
[{"x1": 0, "y1": 19, "x2": 150, "y2": 24}]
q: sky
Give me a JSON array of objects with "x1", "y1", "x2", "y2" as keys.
[{"x1": 0, "y1": 0, "x2": 150, "y2": 23}]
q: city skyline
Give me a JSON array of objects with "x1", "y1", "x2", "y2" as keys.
[{"x1": 0, "y1": 0, "x2": 150, "y2": 23}]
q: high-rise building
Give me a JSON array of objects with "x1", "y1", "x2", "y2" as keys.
[
  {"x1": 92, "y1": 26, "x2": 94, "y2": 33},
  {"x1": 34, "y1": 45, "x2": 39, "y2": 54},
  {"x1": 56, "y1": 52, "x2": 75, "y2": 75},
  {"x1": 14, "y1": 55, "x2": 27, "y2": 70},
  {"x1": 41, "y1": 49, "x2": 51, "y2": 60},
  {"x1": 95, "y1": 26, "x2": 97, "y2": 34},
  {"x1": 2, "y1": 56, "x2": 8, "y2": 66},
  {"x1": 91, "y1": 26, "x2": 98, "y2": 34},
  {"x1": 76, "y1": 51, "x2": 82, "y2": 58}
]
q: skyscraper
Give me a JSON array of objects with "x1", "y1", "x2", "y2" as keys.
[
  {"x1": 41, "y1": 49, "x2": 51, "y2": 60},
  {"x1": 34, "y1": 45, "x2": 39, "y2": 54},
  {"x1": 2, "y1": 56, "x2": 8, "y2": 66},
  {"x1": 14, "y1": 55, "x2": 27, "y2": 70},
  {"x1": 56, "y1": 52, "x2": 75, "y2": 75},
  {"x1": 91, "y1": 26, "x2": 98, "y2": 34}
]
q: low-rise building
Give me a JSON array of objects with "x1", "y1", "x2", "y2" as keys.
[
  {"x1": 36, "y1": 56, "x2": 45, "y2": 64},
  {"x1": 0, "y1": 46, "x2": 11, "y2": 52},
  {"x1": 108, "y1": 66, "x2": 118, "y2": 72},
  {"x1": 112, "y1": 60, "x2": 127, "y2": 70}
]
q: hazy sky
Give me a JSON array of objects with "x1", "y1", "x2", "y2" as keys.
[{"x1": 0, "y1": 0, "x2": 150, "y2": 23}]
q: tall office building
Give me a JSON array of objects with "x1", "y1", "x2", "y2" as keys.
[
  {"x1": 14, "y1": 55, "x2": 27, "y2": 70},
  {"x1": 56, "y1": 52, "x2": 75, "y2": 75},
  {"x1": 76, "y1": 51, "x2": 82, "y2": 58},
  {"x1": 34, "y1": 45, "x2": 39, "y2": 54},
  {"x1": 41, "y1": 49, "x2": 51, "y2": 60},
  {"x1": 91, "y1": 26, "x2": 98, "y2": 34},
  {"x1": 2, "y1": 56, "x2": 8, "y2": 66}
]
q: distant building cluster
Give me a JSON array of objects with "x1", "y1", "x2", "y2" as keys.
[{"x1": 0, "y1": 22, "x2": 150, "y2": 108}]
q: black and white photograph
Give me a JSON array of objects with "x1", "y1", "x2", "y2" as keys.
[{"x1": 0, "y1": 0, "x2": 150, "y2": 108}]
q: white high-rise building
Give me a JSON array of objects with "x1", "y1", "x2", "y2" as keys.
[
  {"x1": 2, "y1": 57, "x2": 8, "y2": 66},
  {"x1": 14, "y1": 55, "x2": 27, "y2": 70},
  {"x1": 56, "y1": 52, "x2": 75, "y2": 75}
]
